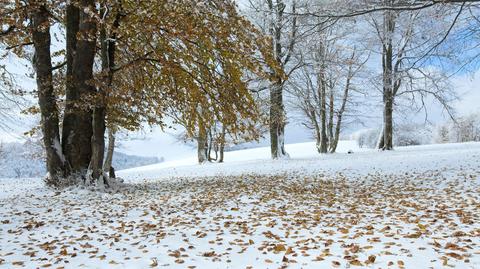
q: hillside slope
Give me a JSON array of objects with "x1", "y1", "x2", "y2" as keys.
[{"x1": 0, "y1": 141, "x2": 479, "y2": 269}]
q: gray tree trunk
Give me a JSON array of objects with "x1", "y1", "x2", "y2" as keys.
[
  {"x1": 103, "y1": 128, "x2": 116, "y2": 175},
  {"x1": 218, "y1": 125, "x2": 225, "y2": 163},
  {"x1": 269, "y1": 81, "x2": 288, "y2": 158},
  {"x1": 379, "y1": 7, "x2": 395, "y2": 150},
  {"x1": 328, "y1": 88, "x2": 334, "y2": 146},
  {"x1": 330, "y1": 68, "x2": 353, "y2": 153},
  {"x1": 197, "y1": 122, "x2": 208, "y2": 163},
  {"x1": 31, "y1": 3, "x2": 66, "y2": 185}
]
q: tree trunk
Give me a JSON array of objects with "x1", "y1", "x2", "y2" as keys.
[
  {"x1": 63, "y1": 0, "x2": 96, "y2": 176},
  {"x1": 383, "y1": 94, "x2": 394, "y2": 150},
  {"x1": 218, "y1": 125, "x2": 225, "y2": 163},
  {"x1": 269, "y1": 81, "x2": 288, "y2": 159},
  {"x1": 330, "y1": 71, "x2": 352, "y2": 153},
  {"x1": 198, "y1": 122, "x2": 208, "y2": 163},
  {"x1": 207, "y1": 129, "x2": 213, "y2": 161},
  {"x1": 308, "y1": 108, "x2": 321, "y2": 153},
  {"x1": 31, "y1": 3, "x2": 66, "y2": 185},
  {"x1": 380, "y1": 7, "x2": 395, "y2": 151},
  {"x1": 90, "y1": 12, "x2": 108, "y2": 182},
  {"x1": 328, "y1": 87, "x2": 334, "y2": 147},
  {"x1": 103, "y1": 128, "x2": 116, "y2": 175},
  {"x1": 316, "y1": 35, "x2": 328, "y2": 154},
  {"x1": 90, "y1": 107, "x2": 106, "y2": 181},
  {"x1": 319, "y1": 82, "x2": 328, "y2": 153},
  {"x1": 268, "y1": 1, "x2": 289, "y2": 160},
  {"x1": 62, "y1": 1, "x2": 79, "y2": 174}
]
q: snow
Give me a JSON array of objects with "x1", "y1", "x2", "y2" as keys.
[
  {"x1": 118, "y1": 140, "x2": 479, "y2": 182},
  {"x1": 1, "y1": 141, "x2": 479, "y2": 269}
]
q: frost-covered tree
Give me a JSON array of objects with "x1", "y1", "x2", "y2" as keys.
[
  {"x1": 246, "y1": 0, "x2": 303, "y2": 159},
  {"x1": 289, "y1": 13, "x2": 369, "y2": 153}
]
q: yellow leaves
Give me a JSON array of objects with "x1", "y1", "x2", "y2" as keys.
[
  {"x1": 12, "y1": 261, "x2": 24, "y2": 267},
  {"x1": 349, "y1": 259, "x2": 363, "y2": 266},
  {"x1": 452, "y1": 231, "x2": 467, "y2": 237},
  {"x1": 59, "y1": 248, "x2": 68, "y2": 256},
  {"x1": 365, "y1": 255, "x2": 376, "y2": 265},
  {"x1": 202, "y1": 251, "x2": 216, "y2": 257},
  {"x1": 273, "y1": 244, "x2": 286, "y2": 252},
  {"x1": 331, "y1": 260, "x2": 341, "y2": 267},
  {"x1": 417, "y1": 223, "x2": 428, "y2": 231},
  {"x1": 404, "y1": 232, "x2": 422, "y2": 239},
  {"x1": 445, "y1": 252, "x2": 463, "y2": 260}
]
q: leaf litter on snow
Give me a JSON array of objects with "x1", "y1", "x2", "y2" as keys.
[{"x1": 0, "y1": 161, "x2": 479, "y2": 268}]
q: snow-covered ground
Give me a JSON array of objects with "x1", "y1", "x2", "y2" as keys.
[
  {"x1": 1, "y1": 141, "x2": 479, "y2": 268},
  {"x1": 118, "y1": 140, "x2": 479, "y2": 181}
]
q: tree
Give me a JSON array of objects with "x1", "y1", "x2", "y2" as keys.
[
  {"x1": 2, "y1": 0, "x2": 276, "y2": 186},
  {"x1": 29, "y1": 1, "x2": 68, "y2": 183},
  {"x1": 368, "y1": 0, "x2": 457, "y2": 150},
  {"x1": 295, "y1": 0, "x2": 469, "y2": 150},
  {"x1": 246, "y1": 0, "x2": 301, "y2": 159},
  {"x1": 290, "y1": 18, "x2": 368, "y2": 153}
]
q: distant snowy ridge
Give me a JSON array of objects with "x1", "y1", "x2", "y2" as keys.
[{"x1": 0, "y1": 141, "x2": 162, "y2": 178}]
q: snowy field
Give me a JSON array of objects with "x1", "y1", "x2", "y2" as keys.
[{"x1": 1, "y1": 141, "x2": 479, "y2": 268}]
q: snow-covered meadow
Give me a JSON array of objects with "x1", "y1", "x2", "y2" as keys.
[{"x1": 1, "y1": 141, "x2": 479, "y2": 268}]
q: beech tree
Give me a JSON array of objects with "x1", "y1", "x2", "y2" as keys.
[{"x1": 1, "y1": 0, "x2": 275, "y2": 186}]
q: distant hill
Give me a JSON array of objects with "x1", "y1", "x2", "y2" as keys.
[{"x1": 0, "y1": 141, "x2": 162, "y2": 178}]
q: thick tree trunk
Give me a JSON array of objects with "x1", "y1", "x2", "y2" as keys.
[
  {"x1": 268, "y1": 1, "x2": 289, "y2": 160},
  {"x1": 269, "y1": 81, "x2": 288, "y2": 159},
  {"x1": 90, "y1": 107, "x2": 106, "y2": 181},
  {"x1": 379, "y1": 7, "x2": 395, "y2": 151},
  {"x1": 90, "y1": 6, "x2": 115, "y2": 182},
  {"x1": 62, "y1": 1, "x2": 79, "y2": 173},
  {"x1": 103, "y1": 128, "x2": 116, "y2": 175},
  {"x1": 64, "y1": 0, "x2": 96, "y2": 176},
  {"x1": 383, "y1": 95, "x2": 394, "y2": 150},
  {"x1": 31, "y1": 3, "x2": 66, "y2": 185}
]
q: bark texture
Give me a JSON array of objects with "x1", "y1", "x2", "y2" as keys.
[
  {"x1": 64, "y1": 0, "x2": 96, "y2": 175},
  {"x1": 31, "y1": 3, "x2": 66, "y2": 184}
]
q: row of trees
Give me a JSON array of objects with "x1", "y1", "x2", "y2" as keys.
[
  {"x1": 1, "y1": 0, "x2": 278, "y2": 186},
  {"x1": 246, "y1": 0, "x2": 477, "y2": 155},
  {"x1": 1, "y1": 0, "x2": 479, "y2": 188}
]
